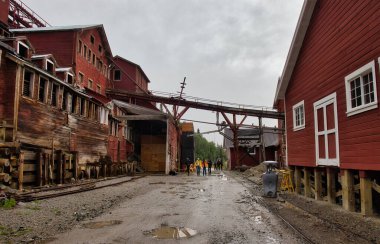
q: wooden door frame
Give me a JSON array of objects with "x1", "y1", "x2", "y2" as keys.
[{"x1": 313, "y1": 92, "x2": 340, "y2": 166}]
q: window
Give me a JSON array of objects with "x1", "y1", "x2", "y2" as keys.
[
  {"x1": 96, "y1": 85, "x2": 101, "y2": 93},
  {"x1": 98, "y1": 45, "x2": 102, "y2": 53},
  {"x1": 88, "y1": 49, "x2": 92, "y2": 62},
  {"x1": 114, "y1": 69, "x2": 121, "y2": 81},
  {"x1": 78, "y1": 40, "x2": 82, "y2": 54},
  {"x1": 71, "y1": 95, "x2": 77, "y2": 114},
  {"x1": 17, "y1": 41, "x2": 29, "y2": 58},
  {"x1": 92, "y1": 54, "x2": 96, "y2": 65},
  {"x1": 22, "y1": 70, "x2": 34, "y2": 98},
  {"x1": 293, "y1": 100, "x2": 305, "y2": 131},
  {"x1": 51, "y1": 83, "x2": 59, "y2": 107},
  {"x1": 83, "y1": 45, "x2": 87, "y2": 57},
  {"x1": 46, "y1": 59, "x2": 54, "y2": 73},
  {"x1": 78, "y1": 72, "x2": 84, "y2": 84},
  {"x1": 62, "y1": 89, "x2": 70, "y2": 111},
  {"x1": 38, "y1": 77, "x2": 48, "y2": 103},
  {"x1": 90, "y1": 35, "x2": 95, "y2": 44},
  {"x1": 345, "y1": 61, "x2": 377, "y2": 116},
  {"x1": 79, "y1": 98, "x2": 85, "y2": 116},
  {"x1": 67, "y1": 73, "x2": 73, "y2": 84},
  {"x1": 88, "y1": 79, "x2": 93, "y2": 90}
]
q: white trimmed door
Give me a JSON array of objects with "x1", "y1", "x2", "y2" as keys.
[{"x1": 314, "y1": 92, "x2": 340, "y2": 166}]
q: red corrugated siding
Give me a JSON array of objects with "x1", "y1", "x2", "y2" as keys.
[
  {"x1": 285, "y1": 0, "x2": 380, "y2": 170},
  {"x1": 0, "y1": 0, "x2": 9, "y2": 26}
]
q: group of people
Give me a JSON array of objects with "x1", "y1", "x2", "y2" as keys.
[{"x1": 185, "y1": 157, "x2": 223, "y2": 176}]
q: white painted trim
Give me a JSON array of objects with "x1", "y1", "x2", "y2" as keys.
[
  {"x1": 345, "y1": 60, "x2": 378, "y2": 116},
  {"x1": 292, "y1": 100, "x2": 305, "y2": 131},
  {"x1": 17, "y1": 41, "x2": 29, "y2": 55},
  {"x1": 313, "y1": 92, "x2": 340, "y2": 166},
  {"x1": 45, "y1": 58, "x2": 55, "y2": 72}
]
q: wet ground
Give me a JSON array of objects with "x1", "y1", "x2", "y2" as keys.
[{"x1": 50, "y1": 172, "x2": 302, "y2": 243}]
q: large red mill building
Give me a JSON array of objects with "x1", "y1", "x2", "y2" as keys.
[
  {"x1": 274, "y1": 0, "x2": 380, "y2": 216},
  {"x1": 0, "y1": 0, "x2": 178, "y2": 189}
]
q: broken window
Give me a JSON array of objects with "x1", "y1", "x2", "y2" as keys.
[
  {"x1": 38, "y1": 77, "x2": 48, "y2": 103},
  {"x1": 90, "y1": 35, "x2": 95, "y2": 44},
  {"x1": 17, "y1": 41, "x2": 29, "y2": 58},
  {"x1": 88, "y1": 49, "x2": 92, "y2": 62},
  {"x1": 22, "y1": 70, "x2": 34, "y2": 98},
  {"x1": 83, "y1": 45, "x2": 87, "y2": 58},
  {"x1": 51, "y1": 83, "x2": 59, "y2": 107},
  {"x1": 114, "y1": 69, "x2": 121, "y2": 81},
  {"x1": 92, "y1": 54, "x2": 96, "y2": 65},
  {"x1": 98, "y1": 45, "x2": 102, "y2": 53}
]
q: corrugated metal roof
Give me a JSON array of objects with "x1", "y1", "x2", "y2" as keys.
[
  {"x1": 113, "y1": 99, "x2": 165, "y2": 116},
  {"x1": 10, "y1": 24, "x2": 102, "y2": 32}
]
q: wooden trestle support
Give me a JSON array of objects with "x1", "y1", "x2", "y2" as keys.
[{"x1": 290, "y1": 166, "x2": 380, "y2": 216}]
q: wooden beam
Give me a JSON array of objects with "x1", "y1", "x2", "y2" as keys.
[
  {"x1": 314, "y1": 168, "x2": 323, "y2": 200},
  {"x1": 372, "y1": 181, "x2": 380, "y2": 194},
  {"x1": 294, "y1": 166, "x2": 302, "y2": 194},
  {"x1": 341, "y1": 169, "x2": 355, "y2": 212},
  {"x1": 116, "y1": 115, "x2": 167, "y2": 121},
  {"x1": 304, "y1": 168, "x2": 311, "y2": 198},
  {"x1": 176, "y1": 106, "x2": 189, "y2": 120},
  {"x1": 326, "y1": 167, "x2": 336, "y2": 204},
  {"x1": 360, "y1": 173, "x2": 373, "y2": 216}
]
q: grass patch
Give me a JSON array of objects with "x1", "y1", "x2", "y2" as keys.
[{"x1": 1, "y1": 198, "x2": 16, "y2": 209}]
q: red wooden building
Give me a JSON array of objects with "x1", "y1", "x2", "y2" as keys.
[{"x1": 274, "y1": 0, "x2": 380, "y2": 215}]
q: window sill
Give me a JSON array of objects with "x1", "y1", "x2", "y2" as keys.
[
  {"x1": 346, "y1": 103, "x2": 378, "y2": 117},
  {"x1": 293, "y1": 125, "x2": 305, "y2": 131}
]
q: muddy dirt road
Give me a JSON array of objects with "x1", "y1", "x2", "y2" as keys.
[{"x1": 50, "y1": 173, "x2": 302, "y2": 244}]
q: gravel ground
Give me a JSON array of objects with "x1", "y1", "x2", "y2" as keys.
[{"x1": 0, "y1": 175, "x2": 155, "y2": 243}]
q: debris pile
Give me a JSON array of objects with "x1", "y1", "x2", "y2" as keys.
[{"x1": 242, "y1": 163, "x2": 267, "y2": 185}]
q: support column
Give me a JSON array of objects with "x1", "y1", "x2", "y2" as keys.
[
  {"x1": 359, "y1": 171, "x2": 373, "y2": 216},
  {"x1": 341, "y1": 169, "x2": 355, "y2": 212},
  {"x1": 304, "y1": 167, "x2": 311, "y2": 198},
  {"x1": 294, "y1": 166, "x2": 302, "y2": 194},
  {"x1": 314, "y1": 168, "x2": 323, "y2": 200},
  {"x1": 57, "y1": 150, "x2": 63, "y2": 184},
  {"x1": 18, "y1": 152, "x2": 24, "y2": 191},
  {"x1": 326, "y1": 167, "x2": 336, "y2": 204}
]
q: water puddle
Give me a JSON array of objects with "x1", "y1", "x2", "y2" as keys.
[
  {"x1": 82, "y1": 220, "x2": 122, "y2": 229},
  {"x1": 145, "y1": 225, "x2": 197, "y2": 239}
]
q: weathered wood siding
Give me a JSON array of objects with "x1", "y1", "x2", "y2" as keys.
[
  {"x1": 0, "y1": 54, "x2": 17, "y2": 125},
  {"x1": 285, "y1": 0, "x2": 380, "y2": 170},
  {"x1": 0, "y1": 0, "x2": 9, "y2": 26}
]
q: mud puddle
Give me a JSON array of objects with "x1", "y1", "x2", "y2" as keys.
[
  {"x1": 82, "y1": 220, "x2": 122, "y2": 229},
  {"x1": 144, "y1": 225, "x2": 197, "y2": 239}
]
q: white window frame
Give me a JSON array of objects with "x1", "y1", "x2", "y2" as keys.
[
  {"x1": 17, "y1": 41, "x2": 29, "y2": 58},
  {"x1": 345, "y1": 61, "x2": 378, "y2": 117},
  {"x1": 45, "y1": 59, "x2": 55, "y2": 72},
  {"x1": 66, "y1": 73, "x2": 74, "y2": 84},
  {"x1": 292, "y1": 100, "x2": 305, "y2": 131}
]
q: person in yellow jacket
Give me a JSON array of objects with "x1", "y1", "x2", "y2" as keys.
[{"x1": 195, "y1": 158, "x2": 202, "y2": 176}]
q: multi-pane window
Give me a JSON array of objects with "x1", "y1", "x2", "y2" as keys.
[
  {"x1": 293, "y1": 101, "x2": 305, "y2": 131},
  {"x1": 345, "y1": 61, "x2": 377, "y2": 116},
  {"x1": 22, "y1": 70, "x2": 34, "y2": 98}
]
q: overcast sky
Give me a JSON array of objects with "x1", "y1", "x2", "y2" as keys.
[{"x1": 22, "y1": 0, "x2": 303, "y2": 144}]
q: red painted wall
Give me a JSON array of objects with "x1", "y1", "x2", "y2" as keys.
[
  {"x1": 0, "y1": 0, "x2": 9, "y2": 26},
  {"x1": 285, "y1": 0, "x2": 380, "y2": 170}
]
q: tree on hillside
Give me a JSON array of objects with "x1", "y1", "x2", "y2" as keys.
[{"x1": 194, "y1": 133, "x2": 227, "y2": 162}]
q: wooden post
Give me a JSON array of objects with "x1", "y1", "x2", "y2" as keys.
[
  {"x1": 37, "y1": 151, "x2": 43, "y2": 186},
  {"x1": 359, "y1": 171, "x2": 373, "y2": 216},
  {"x1": 304, "y1": 167, "x2": 311, "y2": 198},
  {"x1": 73, "y1": 152, "x2": 78, "y2": 180},
  {"x1": 341, "y1": 169, "x2": 355, "y2": 212},
  {"x1": 57, "y1": 150, "x2": 63, "y2": 184},
  {"x1": 43, "y1": 153, "x2": 49, "y2": 185},
  {"x1": 18, "y1": 152, "x2": 24, "y2": 191},
  {"x1": 326, "y1": 167, "x2": 336, "y2": 204},
  {"x1": 62, "y1": 154, "x2": 66, "y2": 183},
  {"x1": 294, "y1": 166, "x2": 302, "y2": 194},
  {"x1": 314, "y1": 168, "x2": 323, "y2": 200}
]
